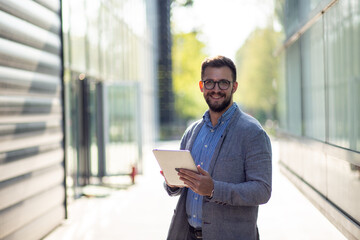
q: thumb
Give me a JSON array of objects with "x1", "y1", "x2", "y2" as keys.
[{"x1": 197, "y1": 165, "x2": 209, "y2": 176}]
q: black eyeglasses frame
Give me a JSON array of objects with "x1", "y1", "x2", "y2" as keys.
[{"x1": 201, "y1": 79, "x2": 232, "y2": 90}]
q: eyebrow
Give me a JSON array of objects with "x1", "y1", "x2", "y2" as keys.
[{"x1": 204, "y1": 79, "x2": 230, "y2": 82}]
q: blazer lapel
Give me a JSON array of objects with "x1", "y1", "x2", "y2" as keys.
[{"x1": 208, "y1": 108, "x2": 241, "y2": 175}]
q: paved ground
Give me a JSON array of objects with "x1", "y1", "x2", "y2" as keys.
[{"x1": 44, "y1": 140, "x2": 347, "y2": 240}]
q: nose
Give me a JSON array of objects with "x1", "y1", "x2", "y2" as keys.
[{"x1": 212, "y1": 82, "x2": 221, "y2": 91}]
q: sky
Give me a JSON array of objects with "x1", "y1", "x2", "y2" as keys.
[{"x1": 171, "y1": 0, "x2": 275, "y2": 60}]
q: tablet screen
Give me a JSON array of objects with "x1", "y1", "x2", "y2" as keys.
[{"x1": 153, "y1": 149, "x2": 198, "y2": 186}]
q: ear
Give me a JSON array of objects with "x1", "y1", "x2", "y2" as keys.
[
  {"x1": 199, "y1": 81, "x2": 204, "y2": 93},
  {"x1": 232, "y1": 81, "x2": 238, "y2": 93}
]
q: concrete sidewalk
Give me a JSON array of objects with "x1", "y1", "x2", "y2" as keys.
[{"x1": 44, "y1": 140, "x2": 347, "y2": 240}]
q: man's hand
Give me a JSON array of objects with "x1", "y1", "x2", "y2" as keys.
[{"x1": 178, "y1": 165, "x2": 214, "y2": 197}]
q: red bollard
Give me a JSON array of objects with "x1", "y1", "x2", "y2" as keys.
[{"x1": 130, "y1": 165, "x2": 137, "y2": 184}]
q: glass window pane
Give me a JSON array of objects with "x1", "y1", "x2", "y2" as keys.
[
  {"x1": 325, "y1": 2, "x2": 350, "y2": 148},
  {"x1": 105, "y1": 83, "x2": 140, "y2": 175},
  {"x1": 277, "y1": 52, "x2": 287, "y2": 130},
  {"x1": 284, "y1": 0, "x2": 300, "y2": 38},
  {"x1": 351, "y1": 0, "x2": 360, "y2": 151},
  {"x1": 301, "y1": 19, "x2": 326, "y2": 141},
  {"x1": 286, "y1": 40, "x2": 302, "y2": 136}
]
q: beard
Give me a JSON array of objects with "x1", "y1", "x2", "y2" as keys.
[{"x1": 205, "y1": 92, "x2": 232, "y2": 113}]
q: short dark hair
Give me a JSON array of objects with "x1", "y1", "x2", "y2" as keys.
[{"x1": 201, "y1": 55, "x2": 237, "y2": 82}]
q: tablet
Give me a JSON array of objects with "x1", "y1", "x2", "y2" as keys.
[{"x1": 153, "y1": 149, "x2": 198, "y2": 186}]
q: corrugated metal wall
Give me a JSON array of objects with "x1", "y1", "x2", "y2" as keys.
[{"x1": 0, "y1": 0, "x2": 65, "y2": 239}]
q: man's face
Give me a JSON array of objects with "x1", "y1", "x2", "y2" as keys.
[{"x1": 200, "y1": 66, "x2": 238, "y2": 113}]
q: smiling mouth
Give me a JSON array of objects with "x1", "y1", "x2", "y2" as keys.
[{"x1": 209, "y1": 94, "x2": 225, "y2": 100}]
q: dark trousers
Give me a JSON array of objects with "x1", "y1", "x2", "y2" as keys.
[{"x1": 187, "y1": 225, "x2": 202, "y2": 240}]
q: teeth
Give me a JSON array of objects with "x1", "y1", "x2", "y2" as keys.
[{"x1": 211, "y1": 95, "x2": 222, "y2": 99}]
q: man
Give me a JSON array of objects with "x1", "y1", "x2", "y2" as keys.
[{"x1": 162, "y1": 56, "x2": 272, "y2": 240}]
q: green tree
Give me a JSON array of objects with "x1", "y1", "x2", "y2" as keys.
[
  {"x1": 235, "y1": 26, "x2": 281, "y2": 124},
  {"x1": 172, "y1": 31, "x2": 208, "y2": 122}
]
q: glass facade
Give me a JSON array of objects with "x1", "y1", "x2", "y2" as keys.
[
  {"x1": 325, "y1": 1, "x2": 360, "y2": 149},
  {"x1": 277, "y1": 0, "x2": 360, "y2": 237},
  {"x1": 62, "y1": 0, "x2": 158, "y2": 199},
  {"x1": 279, "y1": 0, "x2": 360, "y2": 151}
]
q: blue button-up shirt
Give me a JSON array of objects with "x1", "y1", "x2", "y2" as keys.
[{"x1": 186, "y1": 103, "x2": 237, "y2": 228}]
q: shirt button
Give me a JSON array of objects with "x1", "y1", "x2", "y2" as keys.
[
  {"x1": 205, "y1": 145, "x2": 208, "y2": 148},
  {"x1": 210, "y1": 129, "x2": 214, "y2": 132},
  {"x1": 195, "y1": 197, "x2": 198, "y2": 200},
  {"x1": 193, "y1": 215, "x2": 196, "y2": 218},
  {"x1": 201, "y1": 162, "x2": 203, "y2": 165}
]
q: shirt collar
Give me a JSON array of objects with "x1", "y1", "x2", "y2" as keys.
[{"x1": 203, "y1": 102, "x2": 238, "y2": 128}]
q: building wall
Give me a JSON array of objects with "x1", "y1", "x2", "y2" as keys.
[
  {"x1": 0, "y1": 0, "x2": 159, "y2": 239},
  {"x1": 62, "y1": 0, "x2": 159, "y2": 198},
  {"x1": 157, "y1": 0, "x2": 175, "y2": 139},
  {"x1": 277, "y1": 0, "x2": 360, "y2": 239},
  {"x1": 0, "y1": 1, "x2": 65, "y2": 239}
]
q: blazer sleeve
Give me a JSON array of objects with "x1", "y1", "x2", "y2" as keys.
[
  {"x1": 163, "y1": 123, "x2": 193, "y2": 196},
  {"x1": 210, "y1": 130, "x2": 272, "y2": 206},
  {"x1": 164, "y1": 182, "x2": 183, "y2": 196}
]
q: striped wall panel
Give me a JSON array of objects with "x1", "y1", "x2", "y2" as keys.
[{"x1": 0, "y1": 0, "x2": 65, "y2": 239}]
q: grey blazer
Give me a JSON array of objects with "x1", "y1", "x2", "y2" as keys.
[{"x1": 165, "y1": 107, "x2": 272, "y2": 240}]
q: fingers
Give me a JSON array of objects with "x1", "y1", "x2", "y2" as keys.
[
  {"x1": 177, "y1": 169, "x2": 199, "y2": 189},
  {"x1": 179, "y1": 169, "x2": 200, "y2": 180},
  {"x1": 178, "y1": 173, "x2": 199, "y2": 189},
  {"x1": 178, "y1": 167, "x2": 213, "y2": 196},
  {"x1": 197, "y1": 165, "x2": 209, "y2": 176}
]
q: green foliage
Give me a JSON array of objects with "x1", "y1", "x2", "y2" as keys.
[
  {"x1": 172, "y1": 32, "x2": 208, "y2": 121},
  {"x1": 235, "y1": 26, "x2": 281, "y2": 124}
]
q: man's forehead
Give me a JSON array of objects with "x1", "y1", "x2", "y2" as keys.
[{"x1": 203, "y1": 66, "x2": 233, "y2": 80}]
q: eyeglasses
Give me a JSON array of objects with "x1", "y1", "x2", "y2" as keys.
[{"x1": 201, "y1": 79, "x2": 232, "y2": 90}]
